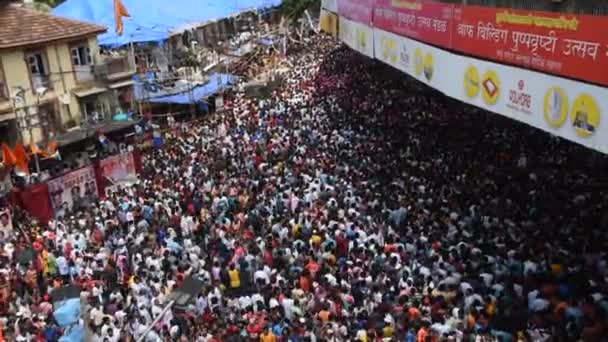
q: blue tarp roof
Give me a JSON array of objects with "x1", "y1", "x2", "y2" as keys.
[
  {"x1": 52, "y1": 0, "x2": 280, "y2": 46},
  {"x1": 146, "y1": 73, "x2": 237, "y2": 104}
]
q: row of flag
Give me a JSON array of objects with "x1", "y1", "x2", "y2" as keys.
[{"x1": 1, "y1": 142, "x2": 59, "y2": 175}]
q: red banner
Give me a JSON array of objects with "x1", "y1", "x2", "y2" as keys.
[
  {"x1": 451, "y1": 5, "x2": 608, "y2": 86},
  {"x1": 373, "y1": 0, "x2": 454, "y2": 48},
  {"x1": 338, "y1": 0, "x2": 375, "y2": 25}
]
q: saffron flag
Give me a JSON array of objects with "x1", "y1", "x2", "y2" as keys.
[
  {"x1": 1, "y1": 143, "x2": 16, "y2": 167},
  {"x1": 13, "y1": 143, "x2": 30, "y2": 174},
  {"x1": 114, "y1": 0, "x2": 130, "y2": 36},
  {"x1": 30, "y1": 142, "x2": 41, "y2": 155}
]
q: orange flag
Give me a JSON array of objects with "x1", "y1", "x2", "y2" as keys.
[
  {"x1": 30, "y1": 142, "x2": 41, "y2": 155},
  {"x1": 13, "y1": 143, "x2": 29, "y2": 174},
  {"x1": 41, "y1": 140, "x2": 59, "y2": 159},
  {"x1": 114, "y1": 0, "x2": 130, "y2": 36},
  {"x1": 1, "y1": 143, "x2": 16, "y2": 167}
]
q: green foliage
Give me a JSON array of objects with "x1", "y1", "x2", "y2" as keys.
[{"x1": 281, "y1": 0, "x2": 320, "y2": 19}]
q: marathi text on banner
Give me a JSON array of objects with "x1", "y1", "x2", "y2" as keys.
[
  {"x1": 47, "y1": 166, "x2": 98, "y2": 214},
  {"x1": 451, "y1": 5, "x2": 608, "y2": 86},
  {"x1": 337, "y1": 0, "x2": 374, "y2": 25},
  {"x1": 373, "y1": 0, "x2": 454, "y2": 48}
]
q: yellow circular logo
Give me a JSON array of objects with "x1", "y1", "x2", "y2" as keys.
[
  {"x1": 543, "y1": 87, "x2": 568, "y2": 128},
  {"x1": 414, "y1": 48, "x2": 423, "y2": 76},
  {"x1": 463, "y1": 65, "x2": 480, "y2": 99},
  {"x1": 423, "y1": 53, "x2": 434, "y2": 81},
  {"x1": 381, "y1": 36, "x2": 397, "y2": 64},
  {"x1": 570, "y1": 93, "x2": 600, "y2": 137},
  {"x1": 481, "y1": 70, "x2": 500, "y2": 105}
]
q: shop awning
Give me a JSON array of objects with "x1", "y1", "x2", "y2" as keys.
[
  {"x1": 109, "y1": 80, "x2": 134, "y2": 89},
  {"x1": 73, "y1": 86, "x2": 107, "y2": 97}
]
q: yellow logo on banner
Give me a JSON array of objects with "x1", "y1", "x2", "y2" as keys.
[
  {"x1": 571, "y1": 93, "x2": 600, "y2": 137},
  {"x1": 543, "y1": 87, "x2": 568, "y2": 128},
  {"x1": 463, "y1": 65, "x2": 480, "y2": 98},
  {"x1": 356, "y1": 29, "x2": 367, "y2": 50},
  {"x1": 381, "y1": 36, "x2": 397, "y2": 64},
  {"x1": 481, "y1": 70, "x2": 500, "y2": 105},
  {"x1": 414, "y1": 48, "x2": 423, "y2": 76},
  {"x1": 423, "y1": 53, "x2": 434, "y2": 81}
]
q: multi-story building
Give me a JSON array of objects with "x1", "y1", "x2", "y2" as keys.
[{"x1": 0, "y1": 2, "x2": 136, "y2": 145}]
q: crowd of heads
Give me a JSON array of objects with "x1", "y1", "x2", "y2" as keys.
[{"x1": 1, "y1": 34, "x2": 608, "y2": 341}]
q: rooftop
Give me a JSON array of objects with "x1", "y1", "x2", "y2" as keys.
[{"x1": 0, "y1": 3, "x2": 106, "y2": 50}]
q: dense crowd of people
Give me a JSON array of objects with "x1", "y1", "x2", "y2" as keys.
[{"x1": 1, "y1": 34, "x2": 608, "y2": 341}]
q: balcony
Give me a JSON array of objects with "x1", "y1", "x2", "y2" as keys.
[
  {"x1": 74, "y1": 65, "x2": 95, "y2": 83},
  {"x1": 95, "y1": 55, "x2": 136, "y2": 82},
  {"x1": 31, "y1": 73, "x2": 53, "y2": 92}
]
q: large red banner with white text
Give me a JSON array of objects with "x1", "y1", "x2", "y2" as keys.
[
  {"x1": 451, "y1": 5, "x2": 608, "y2": 86},
  {"x1": 338, "y1": 0, "x2": 375, "y2": 25},
  {"x1": 373, "y1": 0, "x2": 454, "y2": 48}
]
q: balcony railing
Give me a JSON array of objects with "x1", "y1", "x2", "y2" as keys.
[
  {"x1": 74, "y1": 65, "x2": 95, "y2": 83},
  {"x1": 105, "y1": 56, "x2": 135, "y2": 78},
  {"x1": 31, "y1": 73, "x2": 53, "y2": 92}
]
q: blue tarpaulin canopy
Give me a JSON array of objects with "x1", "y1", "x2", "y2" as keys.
[
  {"x1": 52, "y1": 0, "x2": 280, "y2": 46},
  {"x1": 144, "y1": 73, "x2": 237, "y2": 104}
]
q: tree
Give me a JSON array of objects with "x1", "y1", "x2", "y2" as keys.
[
  {"x1": 281, "y1": 0, "x2": 319, "y2": 20},
  {"x1": 27, "y1": 0, "x2": 65, "y2": 12}
]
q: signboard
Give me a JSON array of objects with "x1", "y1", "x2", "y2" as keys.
[
  {"x1": 0, "y1": 208, "x2": 12, "y2": 236},
  {"x1": 452, "y1": 5, "x2": 608, "y2": 86},
  {"x1": 99, "y1": 152, "x2": 137, "y2": 186},
  {"x1": 47, "y1": 166, "x2": 98, "y2": 213},
  {"x1": 373, "y1": 0, "x2": 453, "y2": 48},
  {"x1": 373, "y1": 27, "x2": 608, "y2": 154},
  {"x1": 322, "y1": 0, "x2": 338, "y2": 13},
  {"x1": 340, "y1": 16, "x2": 374, "y2": 58},
  {"x1": 337, "y1": 0, "x2": 375, "y2": 25},
  {"x1": 320, "y1": 10, "x2": 339, "y2": 37}
]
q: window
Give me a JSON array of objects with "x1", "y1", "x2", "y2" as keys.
[
  {"x1": 71, "y1": 45, "x2": 92, "y2": 66},
  {"x1": 25, "y1": 51, "x2": 52, "y2": 90},
  {"x1": 27, "y1": 52, "x2": 47, "y2": 75},
  {"x1": 0, "y1": 57, "x2": 6, "y2": 99}
]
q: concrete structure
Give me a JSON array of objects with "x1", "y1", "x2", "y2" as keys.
[{"x1": 0, "y1": 3, "x2": 136, "y2": 145}]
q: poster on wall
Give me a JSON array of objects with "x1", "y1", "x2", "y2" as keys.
[
  {"x1": 100, "y1": 152, "x2": 137, "y2": 186},
  {"x1": 0, "y1": 208, "x2": 12, "y2": 236},
  {"x1": 47, "y1": 166, "x2": 98, "y2": 214}
]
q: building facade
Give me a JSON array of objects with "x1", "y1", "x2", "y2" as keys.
[{"x1": 0, "y1": 3, "x2": 136, "y2": 145}]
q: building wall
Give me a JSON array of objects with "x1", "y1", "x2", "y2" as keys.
[{"x1": 0, "y1": 35, "x2": 103, "y2": 143}]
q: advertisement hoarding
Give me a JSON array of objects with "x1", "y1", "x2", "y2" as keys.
[
  {"x1": 47, "y1": 166, "x2": 98, "y2": 214},
  {"x1": 340, "y1": 16, "x2": 375, "y2": 58},
  {"x1": 320, "y1": 10, "x2": 339, "y2": 37},
  {"x1": 373, "y1": 0, "x2": 454, "y2": 48},
  {"x1": 337, "y1": 0, "x2": 375, "y2": 25},
  {"x1": 373, "y1": 27, "x2": 608, "y2": 154},
  {"x1": 99, "y1": 152, "x2": 137, "y2": 186},
  {"x1": 451, "y1": 5, "x2": 608, "y2": 86}
]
